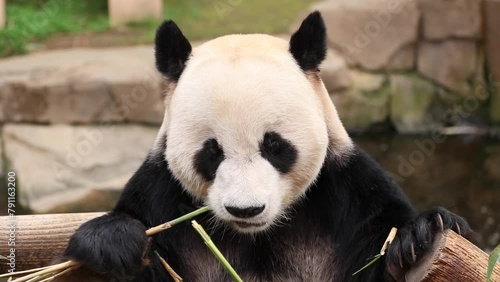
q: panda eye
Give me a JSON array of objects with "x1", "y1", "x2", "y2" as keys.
[
  {"x1": 259, "y1": 132, "x2": 298, "y2": 174},
  {"x1": 262, "y1": 137, "x2": 281, "y2": 154},
  {"x1": 194, "y1": 139, "x2": 224, "y2": 181},
  {"x1": 208, "y1": 144, "x2": 222, "y2": 156}
]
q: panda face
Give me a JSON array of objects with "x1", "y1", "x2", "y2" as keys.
[
  {"x1": 163, "y1": 35, "x2": 330, "y2": 233},
  {"x1": 155, "y1": 12, "x2": 353, "y2": 233}
]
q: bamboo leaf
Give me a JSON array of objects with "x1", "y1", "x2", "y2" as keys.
[
  {"x1": 487, "y1": 244, "x2": 500, "y2": 282},
  {"x1": 352, "y1": 227, "x2": 397, "y2": 276},
  {"x1": 352, "y1": 255, "x2": 382, "y2": 276}
]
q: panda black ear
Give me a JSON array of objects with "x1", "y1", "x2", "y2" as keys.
[
  {"x1": 155, "y1": 20, "x2": 192, "y2": 81},
  {"x1": 289, "y1": 11, "x2": 327, "y2": 71}
]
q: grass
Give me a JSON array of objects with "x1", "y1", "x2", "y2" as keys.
[
  {"x1": 0, "y1": 0, "x2": 317, "y2": 57},
  {"x1": 0, "y1": 1, "x2": 109, "y2": 56},
  {"x1": 162, "y1": 0, "x2": 316, "y2": 40}
]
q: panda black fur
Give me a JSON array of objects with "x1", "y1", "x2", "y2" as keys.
[{"x1": 62, "y1": 12, "x2": 470, "y2": 282}]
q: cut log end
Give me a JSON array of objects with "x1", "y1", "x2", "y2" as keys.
[{"x1": 406, "y1": 230, "x2": 500, "y2": 282}]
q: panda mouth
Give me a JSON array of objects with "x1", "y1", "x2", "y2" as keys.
[{"x1": 232, "y1": 220, "x2": 266, "y2": 228}]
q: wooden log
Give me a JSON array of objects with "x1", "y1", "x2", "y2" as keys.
[
  {"x1": 406, "y1": 229, "x2": 500, "y2": 282},
  {"x1": 0, "y1": 213, "x2": 499, "y2": 282},
  {"x1": 0, "y1": 212, "x2": 104, "y2": 273}
]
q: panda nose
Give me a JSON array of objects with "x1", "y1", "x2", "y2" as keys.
[{"x1": 225, "y1": 205, "x2": 265, "y2": 218}]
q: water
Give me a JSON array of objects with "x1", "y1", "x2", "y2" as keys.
[{"x1": 354, "y1": 134, "x2": 500, "y2": 251}]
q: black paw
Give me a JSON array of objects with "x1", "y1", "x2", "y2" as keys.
[
  {"x1": 63, "y1": 212, "x2": 149, "y2": 275},
  {"x1": 386, "y1": 207, "x2": 471, "y2": 271}
]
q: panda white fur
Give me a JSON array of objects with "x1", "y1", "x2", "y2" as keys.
[{"x1": 62, "y1": 12, "x2": 470, "y2": 282}]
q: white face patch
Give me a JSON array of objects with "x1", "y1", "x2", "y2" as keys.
[
  {"x1": 207, "y1": 157, "x2": 285, "y2": 232},
  {"x1": 159, "y1": 34, "x2": 351, "y2": 233}
]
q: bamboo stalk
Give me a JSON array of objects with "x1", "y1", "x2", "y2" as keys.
[
  {"x1": 146, "y1": 206, "x2": 210, "y2": 236},
  {"x1": 2, "y1": 207, "x2": 210, "y2": 281},
  {"x1": 37, "y1": 266, "x2": 77, "y2": 282},
  {"x1": 192, "y1": 220, "x2": 243, "y2": 282},
  {"x1": 155, "y1": 251, "x2": 183, "y2": 282},
  {"x1": 4, "y1": 211, "x2": 497, "y2": 282},
  {"x1": 11, "y1": 261, "x2": 78, "y2": 282},
  {"x1": 0, "y1": 266, "x2": 53, "y2": 278}
]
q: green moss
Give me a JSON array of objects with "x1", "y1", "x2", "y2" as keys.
[
  {"x1": 389, "y1": 73, "x2": 440, "y2": 133},
  {"x1": 371, "y1": 80, "x2": 391, "y2": 100},
  {"x1": 334, "y1": 84, "x2": 390, "y2": 132}
]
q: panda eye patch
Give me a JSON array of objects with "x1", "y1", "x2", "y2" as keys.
[
  {"x1": 259, "y1": 132, "x2": 298, "y2": 174},
  {"x1": 194, "y1": 139, "x2": 224, "y2": 181}
]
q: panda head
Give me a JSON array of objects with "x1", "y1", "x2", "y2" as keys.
[{"x1": 154, "y1": 12, "x2": 353, "y2": 233}]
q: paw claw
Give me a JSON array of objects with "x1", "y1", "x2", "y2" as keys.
[
  {"x1": 398, "y1": 250, "x2": 403, "y2": 268},
  {"x1": 455, "y1": 222, "x2": 461, "y2": 235},
  {"x1": 436, "y1": 213, "x2": 444, "y2": 232},
  {"x1": 387, "y1": 208, "x2": 470, "y2": 273},
  {"x1": 410, "y1": 243, "x2": 416, "y2": 263}
]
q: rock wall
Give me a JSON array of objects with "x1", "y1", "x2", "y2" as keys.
[
  {"x1": 308, "y1": 0, "x2": 500, "y2": 133},
  {"x1": 0, "y1": 47, "x2": 166, "y2": 124},
  {"x1": 0, "y1": 46, "x2": 165, "y2": 212}
]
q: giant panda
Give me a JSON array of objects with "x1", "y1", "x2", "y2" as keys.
[{"x1": 61, "y1": 12, "x2": 470, "y2": 282}]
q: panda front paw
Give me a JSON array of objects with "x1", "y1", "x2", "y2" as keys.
[
  {"x1": 386, "y1": 207, "x2": 471, "y2": 272},
  {"x1": 63, "y1": 212, "x2": 149, "y2": 276}
]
